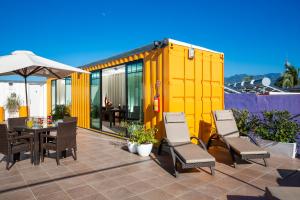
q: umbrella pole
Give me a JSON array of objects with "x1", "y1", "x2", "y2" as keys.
[{"x1": 24, "y1": 76, "x2": 29, "y2": 117}]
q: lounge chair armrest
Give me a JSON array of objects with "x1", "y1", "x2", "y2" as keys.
[
  {"x1": 190, "y1": 136, "x2": 207, "y2": 150},
  {"x1": 247, "y1": 135, "x2": 259, "y2": 146}
]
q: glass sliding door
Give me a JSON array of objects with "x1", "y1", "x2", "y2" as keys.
[
  {"x1": 90, "y1": 70, "x2": 101, "y2": 130},
  {"x1": 126, "y1": 61, "x2": 143, "y2": 122},
  {"x1": 101, "y1": 65, "x2": 126, "y2": 134}
]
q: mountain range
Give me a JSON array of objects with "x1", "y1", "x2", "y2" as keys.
[{"x1": 225, "y1": 73, "x2": 281, "y2": 85}]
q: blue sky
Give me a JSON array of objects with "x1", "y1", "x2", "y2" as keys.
[{"x1": 0, "y1": 0, "x2": 299, "y2": 78}]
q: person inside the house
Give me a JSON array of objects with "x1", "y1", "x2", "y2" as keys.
[{"x1": 104, "y1": 96, "x2": 113, "y2": 109}]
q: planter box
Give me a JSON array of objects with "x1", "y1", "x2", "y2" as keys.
[
  {"x1": 265, "y1": 142, "x2": 297, "y2": 158},
  {"x1": 248, "y1": 133, "x2": 298, "y2": 158}
]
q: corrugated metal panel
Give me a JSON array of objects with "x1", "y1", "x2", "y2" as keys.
[{"x1": 163, "y1": 43, "x2": 224, "y2": 142}]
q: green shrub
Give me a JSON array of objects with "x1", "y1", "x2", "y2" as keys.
[
  {"x1": 121, "y1": 121, "x2": 158, "y2": 144},
  {"x1": 254, "y1": 110, "x2": 300, "y2": 143},
  {"x1": 51, "y1": 105, "x2": 70, "y2": 121},
  {"x1": 232, "y1": 109, "x2": 259, "y2": 136}
]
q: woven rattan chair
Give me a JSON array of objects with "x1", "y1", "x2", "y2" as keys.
[
  {"x1": 40, "y1": 121, "x2": 77, "y2": 165},
  {"x1": 0, "y1": 124, "x2": 33, "y2": 170},
  {"x1": 208, "y1": 110, "x2": 270, "y2": 167},
  {"x1": 63, "y1": 116, "x2": 78, "y2": 123},
  {"x1": 7, "y1": 117, "x2": 27, "y2": 134},
  {"x1": 158, "y1": 112, "x2": 215, "y2": 177}
]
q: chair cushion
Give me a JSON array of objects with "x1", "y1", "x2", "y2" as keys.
[
  {"x1": 266, "y1": 186, "x2": 300, "y2": 200},
  {"x1": 215, "y1": 110, "x2": 234, "y2": 121},
  {"x1": 165, "y1": 113, "x2": 186, "y2": 123},
  {"x1": 174, "y1": 143, "x2": 215, "y2": 164},
  {"x1": 226, "y1": 137, "x2": 268, "y2": 155}
]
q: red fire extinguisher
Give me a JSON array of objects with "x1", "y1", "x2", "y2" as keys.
[{"x1": 154, "y1": 95, "x2": 160, "y2": 112}]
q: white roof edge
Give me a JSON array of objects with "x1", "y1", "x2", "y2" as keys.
[{"x1": 167, "y1": 38, "x2": 224, "y2": 54}]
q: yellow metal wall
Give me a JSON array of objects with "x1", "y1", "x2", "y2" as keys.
[
  {"x1": 19, "y1": 106, "x2": 29, "y2": 117},
  {"x1": 0, "y1": 107, "x2": 4, "y2": 123},
  {"x1": 70, "y1": 73, "x2": 90, "y2": 128},
  {"x1": 46, "y1": 42, "x2": 224, "y2": 142},
  {"x1": 163, "y1": 43, "x2": 224, "y2": 142}
]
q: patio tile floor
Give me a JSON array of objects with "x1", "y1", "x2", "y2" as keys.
[{"x1": 0, "y1": 128, "x2": 299, "y2": 200}]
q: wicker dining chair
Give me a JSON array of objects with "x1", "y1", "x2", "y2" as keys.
[
  {"x1": 63, "y1": 116, "x2": 78, "y2": 123},
  {"x1": 0, "y1": 124, "x2": 33, "y2": 170},
  {"x1": 40, "y1": 121, "x2": 77, "y2": 165},
  {"x1": 7, "y1": 117, "x2": 27, "y2": 134}
]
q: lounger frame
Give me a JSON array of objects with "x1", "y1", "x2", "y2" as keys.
[
  {"x1": 208, "y1": 111, "x2": 270, "y2": 168},
  {"x1": 158, "y1": 136, "x2": 215, "y2": 177}
]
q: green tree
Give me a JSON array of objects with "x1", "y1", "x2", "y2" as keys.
[{"x1": 275, "y1": 61, "x2": 299, "y2": 88}]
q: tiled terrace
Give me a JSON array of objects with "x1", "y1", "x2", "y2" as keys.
[{"x1": 0, "y1": 128, "x2": 299, "y2": 200}]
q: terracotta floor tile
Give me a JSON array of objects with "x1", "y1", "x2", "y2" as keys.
[
  {"x1": 89, "y1": 179, "x2": 121, "y2": 192},
  {"x1": 140, "y1": 189, "x2": 174, "y2": 200},
  {"x1": 31, "y1": 182, "x2": 62, "y2": 198},
  {"x1": 195, "y1": 183, "x2": 228, "y2": 199},
  {"x1": 66, "y1": 185, "x2": 98, "y2": 199},
  {"x1": 161, "y1": 182, "x2": 191, "y2": 196},
  {"x1": 177, "y1": 190, "x2": 214, "y2": 200},
  {"x1": 36, "y1": 190, "x2": 71, "y2": 200},
  {"x1": 104, "y1": 187, "x2": 134, "y2": 200},
  {"x1": 125, "y1": 181, "x2": 153, "y2": 195},
  {"x1": 77, "y1": 193, "x2": 109, "y2": 200},
  {"x1": 0, "y1": 188, "x2": 35, "y2": 200}
]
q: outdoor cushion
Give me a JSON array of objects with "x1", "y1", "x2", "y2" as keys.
[
  {"x1": 163, "y1": 113, "x2": 191, "y2": 143},
  {"x1": 214, "y1": 119, "x2": 239, "y2": 138},
  {"x1": 226, "y1": 137, "x2": 268, "y2": 155},
  {"x1": 174, "y1": 143, "x2": 215, "y2": 164},
  {"x1": 265, "y1": 186, "x2": 300, "y2": 200},
  {"x1": 215, "y1": 110, "x2": 234, "y2": 121},
  {"x1": 165, "y1": 113, "x2": 186, "y2": 123}
]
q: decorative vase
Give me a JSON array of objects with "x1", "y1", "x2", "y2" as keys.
[{"x1": 137, "y1": 143, "x2": 153, "y2": 157}]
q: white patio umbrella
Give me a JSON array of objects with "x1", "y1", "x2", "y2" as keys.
[{"x1": 0, "y1": 50, "x2": 90, "y2": 116}]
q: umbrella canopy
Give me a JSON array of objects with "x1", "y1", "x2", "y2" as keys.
[
  {"x1": 0, "y1": 50, "x2": 90, "y2": 117},
  {"x1": 0, "y1": 50, "x2": 88, "y2": 78}
]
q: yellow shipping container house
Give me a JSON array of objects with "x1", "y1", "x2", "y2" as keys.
[{"x1": 47, "y1": 38, "x2": 224, "y2": 142}]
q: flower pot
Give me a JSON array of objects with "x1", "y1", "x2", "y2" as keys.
[
  {"x1": 127, "y1": 141, "x2": 137, "y2": 153},
  {"x1": 137, "y1": 143, "x2": 153, "y2": 157}
]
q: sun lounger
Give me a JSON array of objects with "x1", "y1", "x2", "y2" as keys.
[
  {"x1": 158, "y1": 112, "x2": 215, "y2": 177},
  {"x1": 208, "y1": 110, "x2": 270, "y2": 167},
  {"x1": 265, "y1": 186, "x2": 300, "y2": 200}
]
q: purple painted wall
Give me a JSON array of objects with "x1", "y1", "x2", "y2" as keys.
[{"x1": 225, "y1": 94, "x2": 300, "y2": 155}]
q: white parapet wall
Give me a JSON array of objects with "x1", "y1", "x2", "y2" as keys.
[{"x1": 0, "y1": 80, "x2": 47, "y2": 119}]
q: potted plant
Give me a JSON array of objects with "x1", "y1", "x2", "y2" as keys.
[
  {"x1": 120, "y1": 121, "x2": 142, "y2": 153},
  {"x1": 135, "y1": 126, "x2": 158, "y2": 157},
  {"x1": 51, "y1": 105, "x2": 71, "y2": 124},
  {"x1": 5, "y1": 93, "x2": 22, "y2": 118}
]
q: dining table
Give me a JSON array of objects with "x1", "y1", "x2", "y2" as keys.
[
  {"x1": 14, "y1": 124, "x2": 57, "y2": 165},
  {"x1": 106, "y1": 108, "x2": 127, "y2": 127}
]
